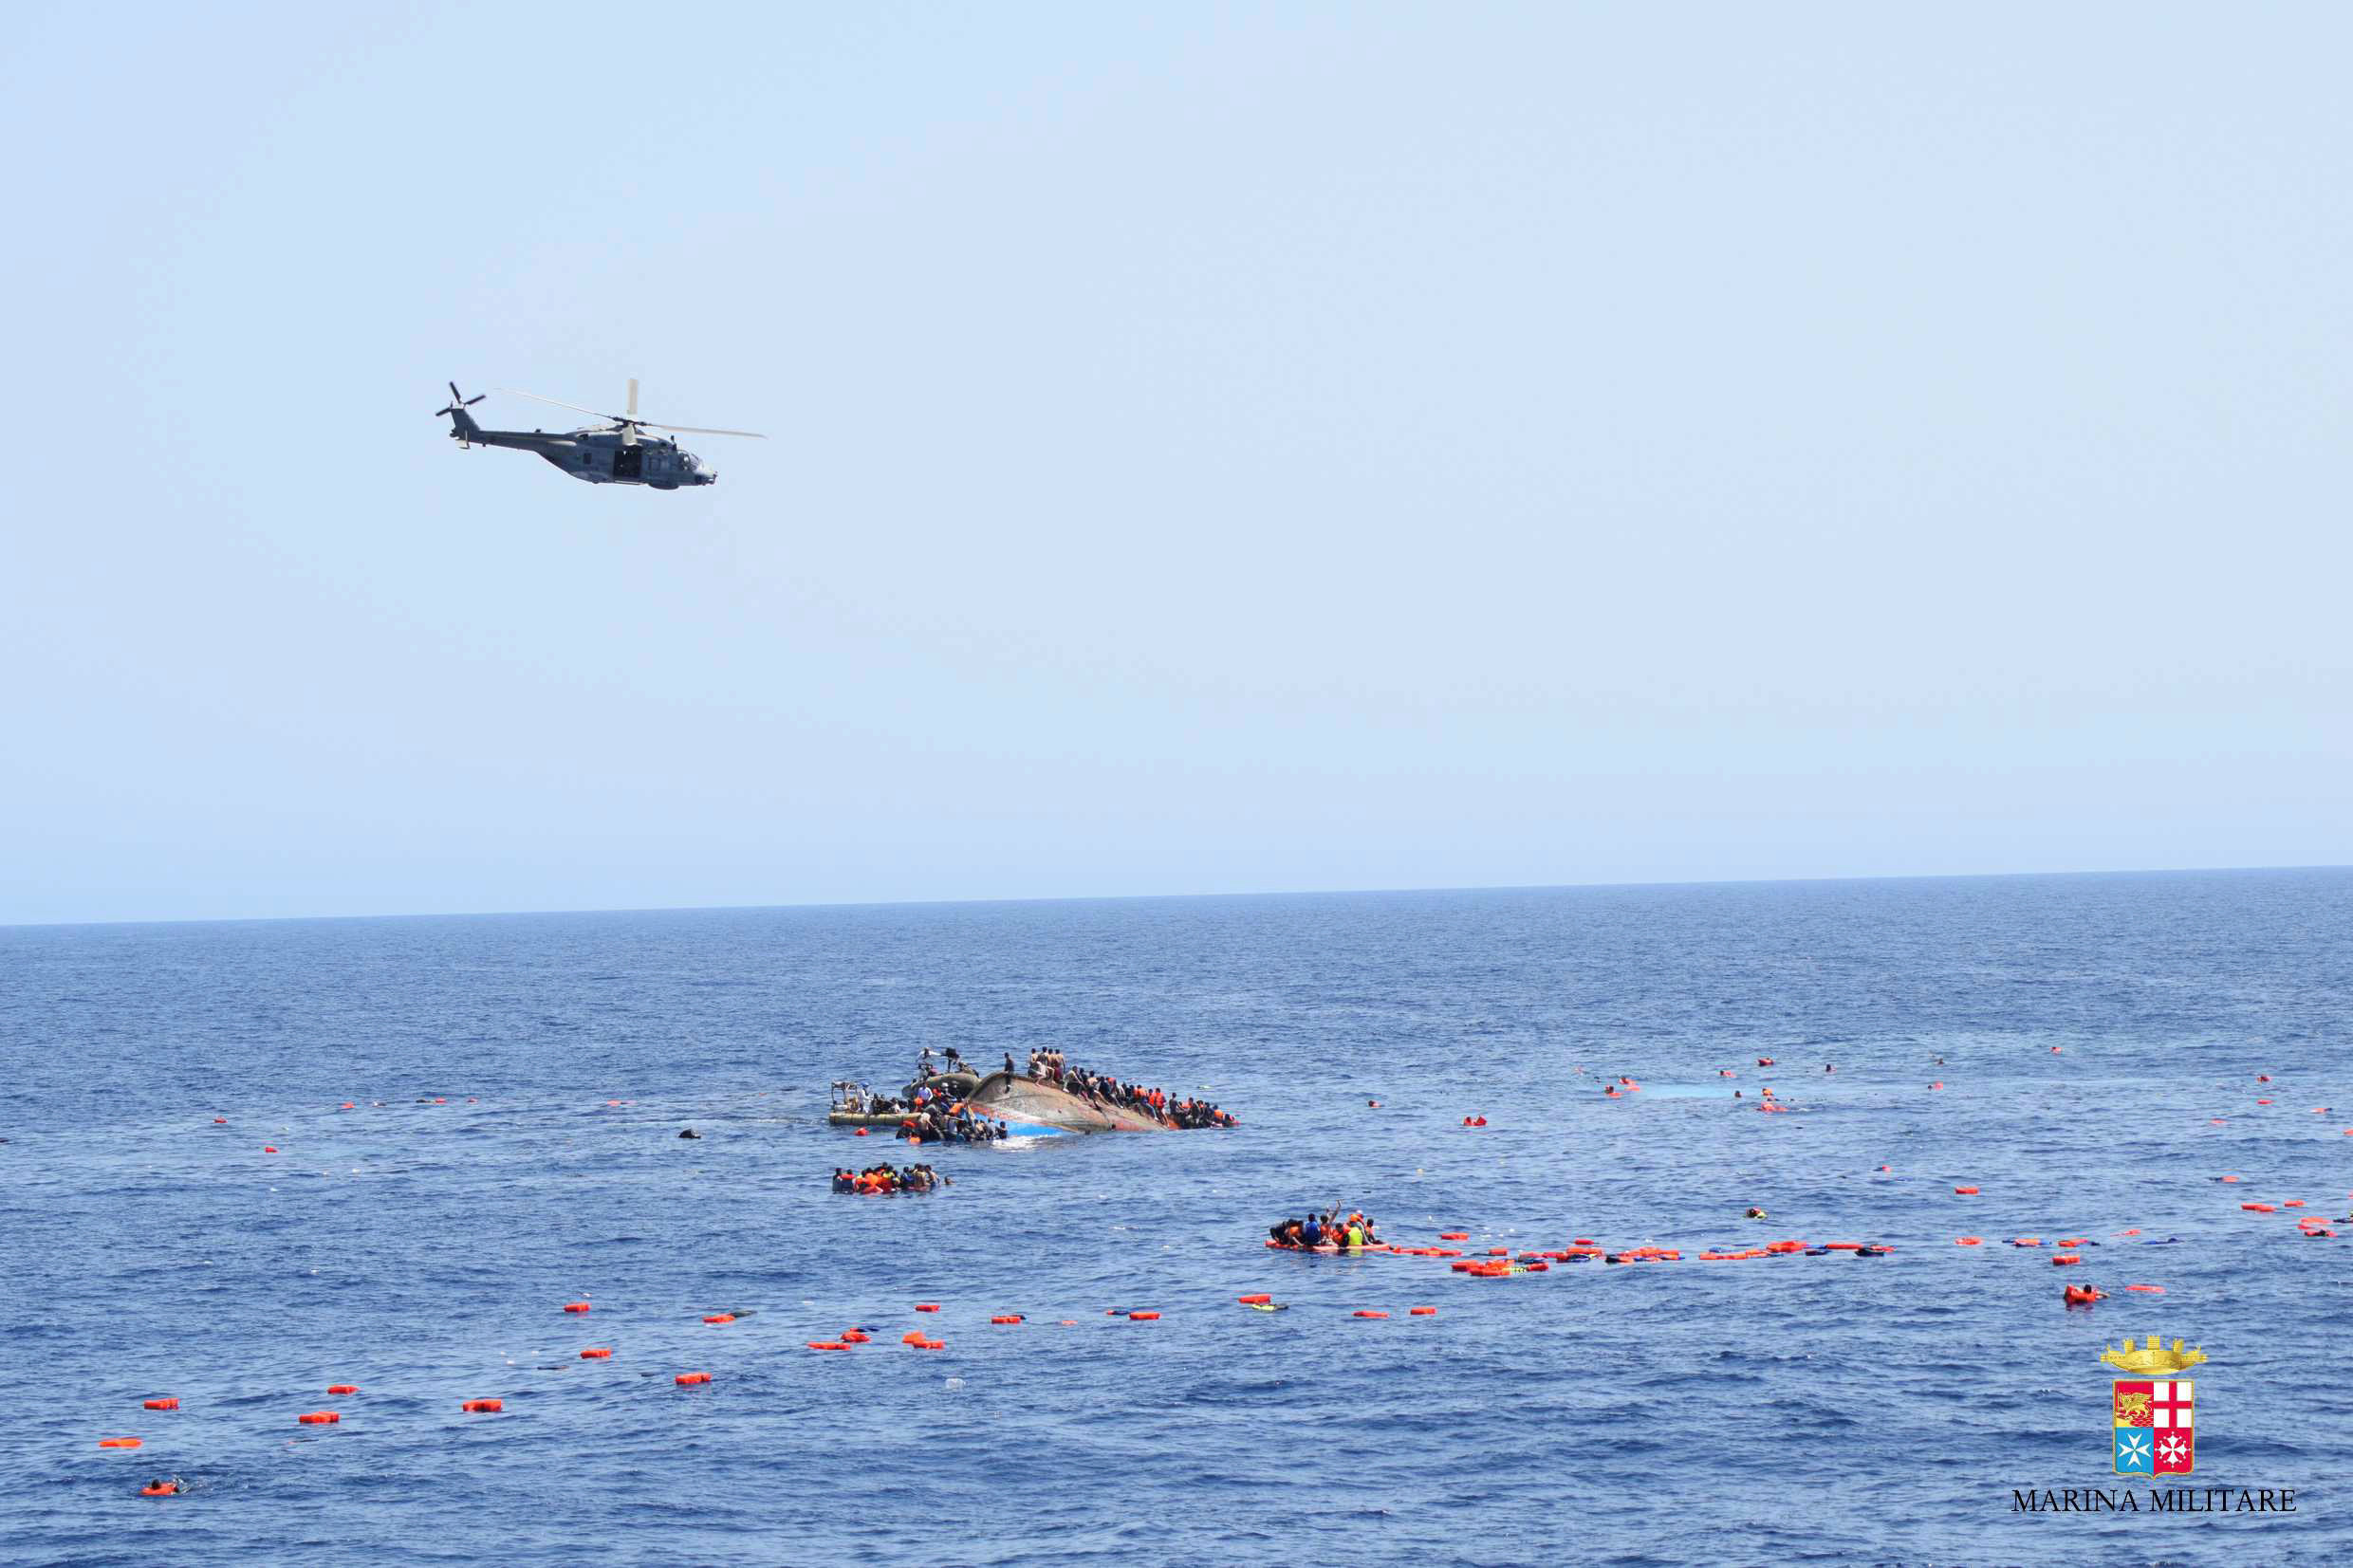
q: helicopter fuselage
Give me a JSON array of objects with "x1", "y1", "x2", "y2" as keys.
[
  {"x1": 437, "y1": 380, "x2": 756, "y2": 488},
  {"x1": 453, "y1": 424, "x2": 716, "y2": 488}
]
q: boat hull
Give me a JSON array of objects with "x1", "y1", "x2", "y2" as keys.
[{"x1": 962, "y1": 1071, "x2": 1169, "y2": 1134}]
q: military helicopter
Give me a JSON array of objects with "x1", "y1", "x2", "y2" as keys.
[{"x1": 435, "y1": 378, "x2": 763, "y2": 488}]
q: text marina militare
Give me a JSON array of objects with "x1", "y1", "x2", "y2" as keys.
[{"x1": 2012, "y1": 1487, "x2": 2295, "y2": 1514}]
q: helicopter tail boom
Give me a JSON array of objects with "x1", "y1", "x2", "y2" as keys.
[{"x1": 435, "y1": 381, "x2": 486, "y2": 446}]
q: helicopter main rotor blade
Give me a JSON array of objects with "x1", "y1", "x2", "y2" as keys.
[
  {"x1": 492, "y1": 386, "x2": 762, "y2": 439},
  {"x1": 640, "y1": 422, "x2": 768, "y2": 439},
  {"x1": 495, "y1": 387, "x2": 624, "y2": 422}
]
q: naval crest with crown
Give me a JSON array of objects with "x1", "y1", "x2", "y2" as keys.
[{"x1": 2104, "y1": 1337, "x2": 2203, "y2": 1476}]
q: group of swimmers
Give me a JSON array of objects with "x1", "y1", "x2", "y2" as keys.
[
  {"x1": 1026, "y1": 1049, "x2": 1236, "y2": 1130},
  {"x1": 831, "y1": 1163, "x2": 945, "y2": 1194},
  {"x1": 1268, "y1": 1208, "x2": 1380, "y2": 1248}
]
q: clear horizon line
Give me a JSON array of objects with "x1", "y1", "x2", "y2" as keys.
[{"x1": 7, "y1": 859, "x2": 2346, "y2": 932}]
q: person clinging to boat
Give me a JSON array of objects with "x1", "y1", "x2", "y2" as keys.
[
  {"x1": 899, "y1": 1101, "x2": 1007, "y2": 1144},
  {"x1": 1050, "y1": 1061, "x2": 1234, "y2": 1129},
  {"x1": 912, "y1": 1045, "x2": 966, "y2": 1082}
]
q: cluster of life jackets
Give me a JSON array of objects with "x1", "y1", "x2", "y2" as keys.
[{"x1": 832, "y1": 1164, "x2": 939, "y2": 1194}]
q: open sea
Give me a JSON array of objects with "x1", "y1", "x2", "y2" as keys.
[{"x1": 3, "y1": 868, "x2": 2349, "y2": 1566}]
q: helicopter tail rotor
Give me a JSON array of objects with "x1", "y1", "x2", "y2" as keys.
[{"x1": 435, "y1": 381, "x2": 486, "y2": 447}]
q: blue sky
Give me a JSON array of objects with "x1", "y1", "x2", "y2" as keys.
[{"x1": 3, "y1": 3, "x2": 2346, "y2": 924}]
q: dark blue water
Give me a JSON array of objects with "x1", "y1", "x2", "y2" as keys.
[{"x1": 5, "y1": 870, "x2": 2348, "y2": 1565}]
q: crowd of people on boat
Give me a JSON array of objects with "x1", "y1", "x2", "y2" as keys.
[
  {"x1": 834, "y1": 1081, "x2": 912, "y2": 1117},
  {"x1": 836, "y1": 1048, "x2": 1236, "y2": 1137},
  {"x1": 1268, "y1": 1208, "x2": 1380, "y2": 1248},
  {"x1": 833, "y1": 1078, "x2": 1013, "y2": 1143},
  {"x1": 832, "y1": 1163, "x2": 945, "y2": 1194},
  {"x1": 912, "y1": 1045, "x2": 977, "y2": 1083},
  {"x1": 1024, "y1": 1048, "x2": 1237, "y2": 1130},
  {"x1": 900, "y1": 1101, "x2": 1010, "y2": 1144}
]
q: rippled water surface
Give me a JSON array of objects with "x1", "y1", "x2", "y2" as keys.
[{"x1": 4, "y1": 871, "x2": 2348, "y2": 1565}]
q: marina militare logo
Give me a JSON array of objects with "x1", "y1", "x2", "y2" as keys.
[{"x1": 2103, "y1": 1336, "x2": 2205, "y2": 1476}]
